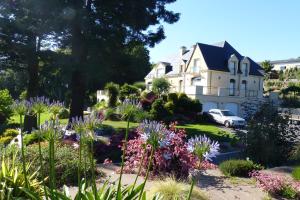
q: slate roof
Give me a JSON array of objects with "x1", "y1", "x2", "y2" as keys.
[
  {"x1": 196, "y1": 41, "x2": 264, "y2": 76},
  {"x1": 145, "y1": 41, "x2": 264, "y2": 79}
]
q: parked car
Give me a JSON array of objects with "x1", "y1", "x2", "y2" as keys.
[{"x1": 208, "y1": 109, "x2": 246, "y2": 127}]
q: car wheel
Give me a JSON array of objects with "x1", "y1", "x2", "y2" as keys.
[{"x1": 225, "y1": 121, "x2": 231, "y2": 128}]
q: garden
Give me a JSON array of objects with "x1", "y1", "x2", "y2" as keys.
[
  {"x1": 1, "y1": 1, "x2": 300, "y2": 199},
  {"x1": 1, "y1": 78, "x2": 300, "y2": 199}
]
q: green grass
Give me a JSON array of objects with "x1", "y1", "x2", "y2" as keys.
[
  {"x1": 176, "y1": 123, "x2": 236, "y2": 142},
  {"x1": 292, "y1": 166, "x2": 300, "y2": 181},
  {"x1": 102, "y1": 120, "x2": 139, "y2": 130},
  {"x1": 9, "y1": 112, "x2": 68, "y2": 125}
]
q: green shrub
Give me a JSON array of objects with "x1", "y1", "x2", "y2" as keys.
[
  {"x1": 133, "y1": 81, "x2": 146, "y2": 90},
  {"x1": 246, "y1": 104, "x2": 297, "y2": 166},
  {"x1": 0, "y1": 136, "x2": 14, "y2": 145},
  {"x1": 167, "y1": 93, "x2": 178, "y2": 103},
  {"x1": 26, "y1": 143, "x2": 98, "y2": 187},
  {"x1": 0, "y1": 89, "x2": 13, "y2": 123},
  {"x1": 104, "y1": 108, "x2": 121, "y2": 121},
  {"x1": 58, "y1": 108, "x2": 70, "y2": 119},
  {"x1": 105, "y1": 82, "x2": 119, "y2": 108},
  {"x1": 164, "y1": 101, "x2": 175, "y2": 114},
  {"x1": 119, "y1": 83, "x2": 140, "y2": 101},
  {"x1": 23, "y1": 132, "x2": 47, "y2": 146},
  {"x1": 132, "y1": 110, "x2": 151, "y2": 123},
  {"x1": 219, "y1": 159, "x2": 263, "y2": 177},
  {"x1": 152, "y1": 78, "x2": 171, "y2": 95},
  {"x1": 292, "y1": 167, "x2": 300, "y2": 181},
  {"x1": 150, "y1": 98, "x2": 170, "y2": 120},
  {"x1": 0, "y1": 152, "x2": 43, "y2": 198},
  {"x1": 281, "y1": 185, "x2": 298, "y2": 199},
  {"x1": 3, "y1": 128, "x2": 19, "y2": 137},
  {"x1": 149, "y1": 178, "x2": 208, "y2": 200}
]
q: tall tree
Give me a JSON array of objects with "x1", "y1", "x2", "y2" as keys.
[
  {"x1": 0, "y1": 0, "x2": 59, "y2": 130},
  {"x1": 261, "y1": 60, "x2": 273, "y2": 74}
]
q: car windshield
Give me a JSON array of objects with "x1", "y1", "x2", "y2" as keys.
[{"x1": 221, "y1": 111, "x2": 235, "y2": 116}]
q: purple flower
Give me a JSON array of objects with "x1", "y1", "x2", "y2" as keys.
[
  {"x1": 187, "y1": 135, "x2": 220, "y2": 161},
  {"x1": 49, "y1": 100, "x2": 64, "y2": 116},
  {"x1": 30, "y1": 96, "x2": 50, "y2": 114},
  {"x1": 138, "y1": 120, "x2": 170, "y2": 149},
  {"x1": 11, "y1": 100, "x2": 31, "y2": 116}
]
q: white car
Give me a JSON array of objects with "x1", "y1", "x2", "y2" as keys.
[{"x1": 208, "y1": 109, "x2": 246, "y2": 127}]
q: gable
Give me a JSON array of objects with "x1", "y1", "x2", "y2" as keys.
[{"x1": 185, "y1": 45, "x2": 208, "y2": 72}]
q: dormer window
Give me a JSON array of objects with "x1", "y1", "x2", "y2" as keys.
[
  {"x1": 228, "y1": 54, "x2": 238, "y2": 75},
  {"x1": 241, "y1": 57, "x2": 250, "y2": 77},
  {"x1": 229, "y1": 61, "x2": 236, "y2": 75},
  {"x1": 242, "y1": 63, "x2": 248, "y2": 76}
]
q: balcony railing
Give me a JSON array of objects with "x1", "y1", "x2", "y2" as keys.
[{"x1": 185, "y1": 86, "x2": 261, "y2": 97}]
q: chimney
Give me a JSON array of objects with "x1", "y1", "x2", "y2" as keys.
[
  {"x1": 190, "y1": 44, "x2": 196, "y2": 50},
  {"x1": 179, "y1": 46, "x2": 187, "y2": 57}
]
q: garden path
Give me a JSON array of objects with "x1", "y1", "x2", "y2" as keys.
[{"x1": 68, "y1": 164, "x2": 269, "y2": 200}]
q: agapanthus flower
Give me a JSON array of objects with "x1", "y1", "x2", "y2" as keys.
[
  {"x1": 117, "y1": 98, "x2": 142, "y2": 119},
  {"x1": 138, "y1": 120, "x2": 170, "y2": 149},
  {"x1": 71, "y1": 116, "x2": 86, "y2": 134},
  {"x1": 41, "y1": 118, "x2": 60, "y2": 131},
  {"x1": 71, "y1": 112, "x2": 103, "y2": 139},
  {"x1": 187, "y1": 135, "x2": 220, "y2": 161},
  {"x1": 84, "y1": 111, "x2": 104, "y2": 138},
  {"x1": 30, "y1": 96, "x2": 50, "y2": 114},
  {"x1": 11, "y1": 100, "x2": 31, "y2": 116},
  {"x1": 49, "y1": 100, "x2": 64, "y2": 116}
]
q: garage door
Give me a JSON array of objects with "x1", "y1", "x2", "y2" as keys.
[
  {"x1": 203, "y1": 102, "x2": 218, "y2": 112},
  {"x1": 224, "y1": 103, "x2": 239, "y2": 115}
]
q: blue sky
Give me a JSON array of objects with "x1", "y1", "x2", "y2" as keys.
[{"x1": 149, "y1": 0, "x2": 300, "y2": 63}]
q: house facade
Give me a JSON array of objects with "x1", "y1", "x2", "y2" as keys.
[
  {"x1": 145, "y1": 41, "x2": 265, "y2": 117},
  {"x1": 270, "y1": 58, "x2": 300, "y2": 71}
]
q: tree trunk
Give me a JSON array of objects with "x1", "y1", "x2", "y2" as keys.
[
  {"x1": 24, "y1": 36, "x2": 39, "y2": 132},
  {"x1": 69, "y1": 70, "x2": 85, "y2": 122},
  {"x1": 68, "y1": 10, "x2": 87, "y2": 123}
]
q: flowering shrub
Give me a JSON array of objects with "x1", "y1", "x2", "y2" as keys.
[
  {"x1": 124, "y1": 122, "x2": 197, "y2": 178},
  {"x1": 250, "y1": 171, "x2": 299, "y2": 199},
  {"x1": 199, "y1": 160, "x2": 217, "y2": 170}
]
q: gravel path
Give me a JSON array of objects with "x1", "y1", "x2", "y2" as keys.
[{"x1": 68, "y1": 164, "x2": 268, "y2": 200}]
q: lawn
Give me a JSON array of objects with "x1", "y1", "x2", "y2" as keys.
[
  {"x1": 9, "y1": 112, "x2": 68, "y2": 125},
  {"x1": 9, "y1": 113, "x2": 234, "y2": 142},
  {"x1": 102, "y1": 120, "x2": 139, "y2": 129},
  {"x1": 176, "y1": 123, "x2": 236, "y2": 142}
]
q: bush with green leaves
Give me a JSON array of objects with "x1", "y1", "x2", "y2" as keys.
[
  {"x1": 133, "y1": 81, "x2": 146, "y2": 90},
  {"x1": 3, "y1": 128, "x2": 19, "y2": 137},
  {"x1": 58, "y1": 108, "x2": 70, "y2": 119},
  {"x1": 245, "y1": 104, "x2": 298, "y2": 166},
  {"x1": 0, "y1": 136, "x2": 14, "y2": 145},
  {"x1": 104, "y1": 107, "x2": 121, "y2": 121},
  {"x1": 119, "y1": 83, "x2": 140, "y2": 101},
  {"x1": 152, "y1": 78, "x2": 171, "y2": 95},
  {"x1": 23, "y1": 132, "x2": 47, "y2": 146},
  {"x1": 0, "y1": 89, "x2": 13, "y2": 123},
  {"x1": 219, "y1": 159, "x2": 263, "y2": 177},
  {"x1": 105, "y1": 82, "x2": 119, "y2": 108},
  {"x1": 25, "y1": 142, "x2": 97, "y2": 187},
  {"x1": 0, "y1": 152, "x2": 43, "y2": 199},
  {"x1": 150, "y1": 98, "x2": 170, "y2": 120}
]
